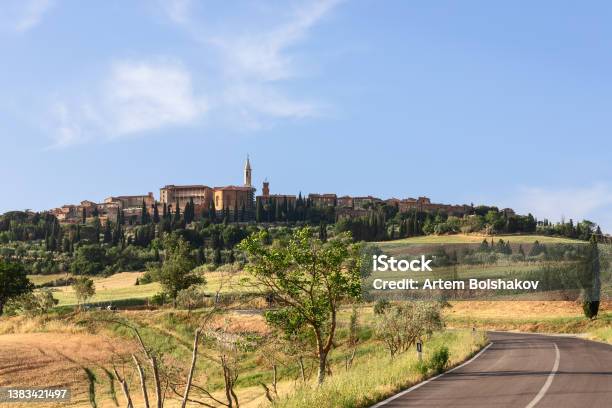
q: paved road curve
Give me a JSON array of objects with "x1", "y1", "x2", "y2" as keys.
[{"x1": 372, "y1": 332, "x2": 612, "y2": 408}]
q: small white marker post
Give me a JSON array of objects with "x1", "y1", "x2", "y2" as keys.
[{"x1": 416, "y1": 340, "x2": 423, "y2": 362}]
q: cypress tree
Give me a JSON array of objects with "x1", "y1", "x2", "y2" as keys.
[
  {"x1": 582, "y1": 235, "x2": 601, "y2": 318},
  {"x1": 153, "y1": 203, "x2": 160, "y2": 223},
  {"x1": 141, "y1": 200, "x2": 150, "y2": 225},
  {"x1": 103, "y1": 220, "x2": 112, "y2": 243},
  {"x1": 275, "y1": 200, "x2": 281, "y2": 222},
  {"x1": 256, "y1": 199, "x2": 263, "y2": 223}
]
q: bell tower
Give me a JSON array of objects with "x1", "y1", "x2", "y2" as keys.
[{"x1": 244, "y1": 155, "x2": 252, "y2": 187}]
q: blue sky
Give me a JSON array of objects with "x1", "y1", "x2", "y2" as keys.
[{"x1": 1, "y1": 0, "x2": 611, "y2": 232}]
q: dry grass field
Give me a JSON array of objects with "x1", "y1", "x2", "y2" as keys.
[{"x1": 0, "y1": 331, "x2": 137, "y2": 407}]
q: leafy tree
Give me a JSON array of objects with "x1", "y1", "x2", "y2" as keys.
[
  {"x1": 9, "y1": 289, "x2": 58, "y2": 316},
  {"x1": 375, "y1": 302, "x2": 443, "y2": 359},
  {"x1": 239, "y1": 227, "x2": 362, "y2": 384},
  {"x1": 0, "y1": 261, "x2": 34, "y2": 316},
  {"x1": 72, "y1": 276, "x2": 95, "y2": 309},
  {"x1": 156, "y1": 234, "x2": 203, "y2": 306},
  {"x1": 71, "y1": 245, "x2": 108, "y2": 275}
]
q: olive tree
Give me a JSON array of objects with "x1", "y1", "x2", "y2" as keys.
[
  {"x1": 238, "y1": 227, "x2": 362, "y2": 384},
  {"x1": 375, "y1": 301, "x2": 444, "y2": 359},
  {"x1": 72, "y1": 276, "x2": 95, "y2": 310}
]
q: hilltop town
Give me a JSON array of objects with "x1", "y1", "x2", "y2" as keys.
[{"x1": 49, "y1": 156, "x2": 500, "y2": 226}]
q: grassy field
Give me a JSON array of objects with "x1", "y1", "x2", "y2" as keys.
[
  {"x1": 51, "y1": 272, "x2": 159, "y2": 306},
  {"x1": 276, "y1": 329, "x2": 486, "y2": 408},
  {"x1": 377, "y1": 234, "x2": 583, "y2": 246},
  {"x1": 46, "y1": 270, "x2": 249, "y2": 307},
  {"x1": 27, "y1": 273, "x2": 69, "y2": 286}
]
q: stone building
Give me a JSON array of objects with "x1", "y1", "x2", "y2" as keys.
[
  {"x1": 159, "y1": 185, "x2": 213, "y2": 211},
  {"x1": 105, "y1": 193, "x2": 155, "y2": 209},
  {"x1": 308, "y1": 193, "x2": 337, "y2": 207},
  {"x1": 352, "y1": 196, "x2": 382, "y2": 209},
  {"x1": 256, "y1": 181, "x2": 296, "y2": 208},
  {"x1": 158, "y1": 157, "x2": 255, "y2": 216},
  {"x1": 337, "y1": 196, "x2": 353, "y2": 208}
]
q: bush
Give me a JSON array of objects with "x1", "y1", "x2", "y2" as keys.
[
  {"x1": 151, "y1": 292, "x2": 167, "y2": 306},
  {"x1": 373, "y1": 299, "x2": 391, "y2": 315},
  {"x1": 176, "y1": 286, "x2": 206, "y2": 311},
  {"x1": 428, "y1": 346, "x2": 450, "y2": 374},
  {"x1": 415, "y1": 360, "x2": 428, "y2": 376}
]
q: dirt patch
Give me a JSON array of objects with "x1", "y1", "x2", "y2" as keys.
[{"x1": 0, "y1": 332, "x2": 136, "y2": 407}]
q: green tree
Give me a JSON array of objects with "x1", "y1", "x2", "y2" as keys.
[
  {"x1": 153, "y1": 203, "x2": 160, "y2": 224},
  {"x1": 9, "y1": 289, "x2": 58, "y2": 316},
  {"x1": 92, "y1": 216, "x2": 101, "y2": 243},
  {"x1": 72, "y1": 276, "x2": 95, "y2": 310},
  {"x1": 103, "y1": 220, "x2": 112, "y2": 243},
  {"x1": 141, "y1": 200, "x2": 150, "y2": 225},
  {"x1": 70, "y1": 245, "x2": 108, "y2": 275},
  {"x1": 239, "y1": 227, "x2": 362, "y2": 384},
  {"x1": 0, "y1": 261, "x2": 34, "y2": 316},
  {"x1": 582, "y1": 235, "x2": 601, "y2": 318},
  {"x1": 157, "y1": 234, "x2": 203, "y2": 306},
  {"x1": 256, "y1": 200, "x2": 263, "y2": 223}
]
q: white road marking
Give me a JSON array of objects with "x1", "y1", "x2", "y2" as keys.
[
  {"x1": 524, "y1": 343, "x2": 560, "y2": 408},
  {"x1": 370, "y1": 342, "x2": 494, "y2": 407}
]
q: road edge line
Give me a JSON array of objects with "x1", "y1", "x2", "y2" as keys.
[
  {"x1": 524, "y1": 343, "x2": 560, "y2": 408},
  {"x1": 370, "y1": 342, "x2": 494, "y2": 408}
]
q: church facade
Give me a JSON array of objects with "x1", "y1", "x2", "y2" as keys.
[{"x1": 160, "y1": 156, "x2": 256, "y2": 215}]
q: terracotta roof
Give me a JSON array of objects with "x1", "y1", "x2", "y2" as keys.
[
  {"x1": 162, "y1": 185, "x2": 211, "y2": 190},
  {"x1": 214, "y1": 185, "x2": 255, "y2": 191}
]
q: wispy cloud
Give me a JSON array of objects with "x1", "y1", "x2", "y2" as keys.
[
  {"x1": 212, "y1": 0, "x2": 342, "y2": 82},
  {"x1": 49, "y1": 0, "x2": 340, "y2": 147},
  {"x1": 162, "y1": 0, "x2": 341, "y2": 125},
  {"x1": 50, "y1": 59, "x2": 207, "y2": 148},
  {"x1": 509, "y1": 183, "x2": 612, "y2": 232},
  {"x1": 0, "y1": 0, "x2": 54, "y2": 32},
  {"x1": 159, "y1": 0, "x2": 193, "y2": 26}
]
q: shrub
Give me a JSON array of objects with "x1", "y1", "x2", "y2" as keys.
[
  {"x1": 428, "y1": 346, "x2": 450, "y2": 374},
  {"x1": 415, "y1": 360, "x2": 428, "y2": 376},
  {"x1": 151, "y1": 292, "x2": 167, "y2": 306},
  {"x1": 373, "y1": 299, "x2": 391, "y2": 315}
]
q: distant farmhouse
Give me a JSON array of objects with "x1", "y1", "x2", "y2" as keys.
[{"x1": 49, "y1": 156, "x2": 501, "y2": 225}]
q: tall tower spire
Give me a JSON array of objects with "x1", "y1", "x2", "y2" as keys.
[{"x1": 244, "y1": 155, "x2": 252, "y2": 187}]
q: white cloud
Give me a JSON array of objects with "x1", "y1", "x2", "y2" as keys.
[
  {"x1": 159, "y1": 0, "x2": 193, "y2": 25},
  {"x1": 214, "y1": 0, "x2": 342, "y2": 82},
  {"x1": 50, "y1": 59, "x2": 207, "y2": 147},
  {"x1": 105, "y1": 60, "x2": 206, "y2": 135},
  {"x1": 0, "y1": 0, "x2": 54, "y2": 32},
  {"x1": 160, "y1": 0, "x2": 340, "y2": 124},
  {"x1": 509, "y1": 183, "x2": 612, "y2": 232},
  {"x1": 48, "y1": 1, "x2": 340, "y2": 147}
]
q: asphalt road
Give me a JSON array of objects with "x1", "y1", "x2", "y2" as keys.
[{"x1": 372, "y1": 332, "x2": 612, "y2": 408}]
